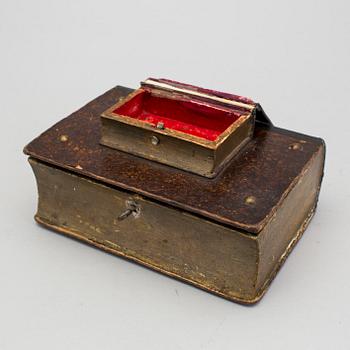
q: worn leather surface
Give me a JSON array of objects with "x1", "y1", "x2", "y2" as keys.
[{"x1": 24, "y1": 86, "x2": 324, "y2": 234}]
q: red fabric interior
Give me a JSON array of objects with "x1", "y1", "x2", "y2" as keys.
[{"x1": 113, "y1": 91, "x2": 243, "y2": 141}]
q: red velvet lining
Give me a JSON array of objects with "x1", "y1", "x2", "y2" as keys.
[{"x1": 113, "y1": 91, "x2": 244, "y2": 141}]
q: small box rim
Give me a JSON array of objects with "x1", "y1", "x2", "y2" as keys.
[{"x1": 101, "y1": 89, "x2": 253, "y2": 151}]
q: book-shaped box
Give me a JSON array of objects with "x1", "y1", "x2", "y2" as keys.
[
  {"x1": 24, "y1": 80, "x2": 325, "y2": 304},
  {"x1": 100, "y1": 78, "x2": 268, "y2": 177}
]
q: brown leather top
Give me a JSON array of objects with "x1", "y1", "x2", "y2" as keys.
[{"x1": 24, "y1": 86, "x2": 324, "y2": 234}]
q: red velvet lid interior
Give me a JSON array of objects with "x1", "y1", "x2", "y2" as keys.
[{"x1": 113, "y1": 90, "x2": 245, "y2": 141}]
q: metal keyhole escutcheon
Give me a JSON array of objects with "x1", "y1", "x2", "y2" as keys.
[{"x1": 118, "y1": 200, "x2": 141, "y2": 221}]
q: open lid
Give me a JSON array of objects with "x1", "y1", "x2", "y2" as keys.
[{"x1": 141, "y1": 78, "x2": 272, "y2": 127}]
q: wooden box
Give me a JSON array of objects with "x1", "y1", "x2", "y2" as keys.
[
  {"x1": 24, "y1": 82, "x2": 325, "y2": 304},
  {"x1": 100, "y1": 78, "x2": 262, "y2": 178}
]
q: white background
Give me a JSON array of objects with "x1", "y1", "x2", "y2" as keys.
[{"x1": 1, "y1": 1, "x2": 349, "y2": 349}]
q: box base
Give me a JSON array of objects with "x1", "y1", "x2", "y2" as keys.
[{"x1": 34, "y1": 206, "x2": 316, "y2": 305}]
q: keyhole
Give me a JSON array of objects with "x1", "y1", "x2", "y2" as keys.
[{"x1": 117, "y1": 200, "x2": 141, "y2": 221}]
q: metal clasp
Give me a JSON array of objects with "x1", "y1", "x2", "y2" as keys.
[{"x1": 117, "y1": 199, "x2": 141, "y2": 221}]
